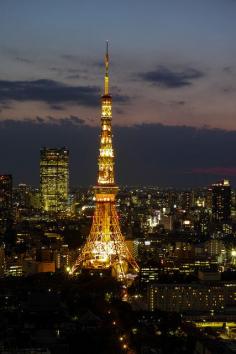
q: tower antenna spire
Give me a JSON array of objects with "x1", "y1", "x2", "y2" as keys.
[{"x1": 104, "y1": 40, "x2": 109, "y2": 95}]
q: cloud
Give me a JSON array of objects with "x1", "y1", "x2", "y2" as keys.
[
  {"x1": 0, "y1": 79, "x2": 131, "y2": 108},
  {"x1": 61, "y1": 54, "x2": 80, "y2": 62},
  {"x1": 223, "y1": 66, "x2": 233, "y2": 74},
  {"x1": 191, "y1": 167, "x2": 236, "y2": 176},
  {"x1": 138, "y1": 66, "x2": 204, "y2": 88},
  {"x1": 1, "y1": 120, "x2": 235, "y2": 187},
  {"x1": 0, "y1": 79, "x2": 100, "y2": 107},
  {"x1": 15, "y1": 57, "x2": 34, "y2": 64},
  {"x1": 50, "y1": 67, "x2": 88, "y2": 80},
  {"x1": 0, "y1": 116, "x2": 85, "y2": 127},
  {"x1": 49, "y1": 67, "x2": 64, "y2": 75},
  {"x1": 115, "y1": 108, "x2": 125, "y2": 115},
  {"x1": 222, "y1": 86, "x2": 235, "y2": 94},
  {"x1": 66, "y1": 69, "x2": 82, "y2": 80},
  {"x1": 66, "y1": 74, "x2": 80, "y2": 80},
  {"x1": 36, "y1": 116, "x2": 45, "y2": 123},
  {"x1": 0, "y1": 102, "x2": 12, "y2": 110},
  {"x1": 169, "y1": 100, "x2": 186, "y2": 106},
  {"x1": 67, "y1": 68, "x2": 81, "y2": 74},
  {"x1": 115, "y1": 94, "x2": 130, "y2": 104},
  {"x1": 49, "y1": 104, "x2": 66, "y2": 111},
  {"x1": 66, "y1": 115, "x2": 85, "y2": 125}
]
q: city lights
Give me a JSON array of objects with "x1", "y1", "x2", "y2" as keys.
[
  {"x1": 0, "y1": 2, "x2": 236, "y2": 354},
  {"x1": 231, "y1": 250, "x2": 236, "y2": 257}
]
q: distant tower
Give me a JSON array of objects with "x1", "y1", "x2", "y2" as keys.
[
  {"x1": 40, "y1": 148, "x2": 69, "y2": 212},
  {"x1": 212, "y1": 179, "x2": 231, "y2": 222},
  {"x1": 72, "y1": 43, "x2": 139, "y2": 280},
  {"x1": 0, "y1": 175, "x2": 13, "y2": 233}
]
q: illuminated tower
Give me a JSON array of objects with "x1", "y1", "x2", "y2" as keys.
[
  {"x1": 40, "y1": 148, "x2": 69, "y2": 212},
  {"x1": 72, "y1": 43, "x2": 139, "y2": 280}
]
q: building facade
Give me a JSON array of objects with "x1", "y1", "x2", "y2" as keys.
[
  {"x1": 212, "y1": 179, "x2": 231, "y2": 222},
  {"x1": 40, "y1": 148, "x2": 69, "y2": 212},
  {"x1": 0, "y1": 174, "x2": 13, "y2": 233},
  {"x1": 148, "y1": 281, "x2": 236, "y2": 313}
]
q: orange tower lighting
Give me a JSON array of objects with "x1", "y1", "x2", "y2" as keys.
[{"x1": 72, "y1": 42, "x2": 139, "y2": 280}]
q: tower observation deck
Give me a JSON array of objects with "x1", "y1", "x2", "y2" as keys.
[{"x1": 72, "y1": 43, "x2": 139, "y2": 281}]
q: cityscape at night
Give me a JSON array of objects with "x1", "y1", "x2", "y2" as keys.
[{"x1": 0, "y1": 1, "x2": 236, "y2": 354}]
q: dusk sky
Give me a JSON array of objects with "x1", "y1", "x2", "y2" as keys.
[{"x1": 0, "y1": 0, "x2": 236, "y2": 187}]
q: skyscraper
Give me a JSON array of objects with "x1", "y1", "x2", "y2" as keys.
[
  {"x1": 180, "y1": 190, "x2": 194, "y2": 212},
  {"x1": 212, "y1": 179, "x2": 231, "y2": 222},
  {"x1": 72, "y1": 43, "x2": 139, "y2": 280},
  {"x1": 40, "y1": 148, "x2": 69, "y2": 212},
  {"x1": 0, "y1": 175, "x2": 13, "y2": 233}
]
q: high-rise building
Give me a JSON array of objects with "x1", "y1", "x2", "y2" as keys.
[
  {"x1": 40, "y1": 148, "x2": 69, "y2": 212},
  {"x1": 212, "y1": 179, "x2": 231, "y2": 222},
  {"x1": 13, "y1": 183, "x2": 31, "y2": 209},
  {"x1": 180, "y1": 190, "x2": 194, "y2": 212},
  {"x1": 72, "y1": 43, "x2": 139, "y2": 280},
  {"x1": 0, "y1": 175, "x2": 13, "y2": 232}
]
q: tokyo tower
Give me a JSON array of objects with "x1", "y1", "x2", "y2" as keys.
[{"x1": 72, "y1": 43, "x2": 139, "y2": 280}]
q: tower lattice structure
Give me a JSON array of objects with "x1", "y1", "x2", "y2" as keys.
[{"x1": 72, "y1": 43, "x2": 139, "y2": 280}]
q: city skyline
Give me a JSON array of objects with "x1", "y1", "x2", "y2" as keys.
[
  {"x1": 0, "y1": 0, "x2": 236, "y2": 187},
  {"x1": 0, "y1": 4, "x2": 236, "y2": 353}
]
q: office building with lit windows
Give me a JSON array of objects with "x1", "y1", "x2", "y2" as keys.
[
  {"x1": 0, "y1": 174, "x2": 13, "y2": 232},
  {"x1": 148, "y1": 280, "x2": 236, "y2": 313},
  {"x1": 40, "y1": 148, "x2": 69, "y2": 212},
  {"x1": 212, "y1": 179, "x2": 231, "y2": 222}
]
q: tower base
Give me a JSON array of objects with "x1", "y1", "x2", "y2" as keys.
[{"x1": 80, "y1": 267, "x2": 112, "y2": 278}]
